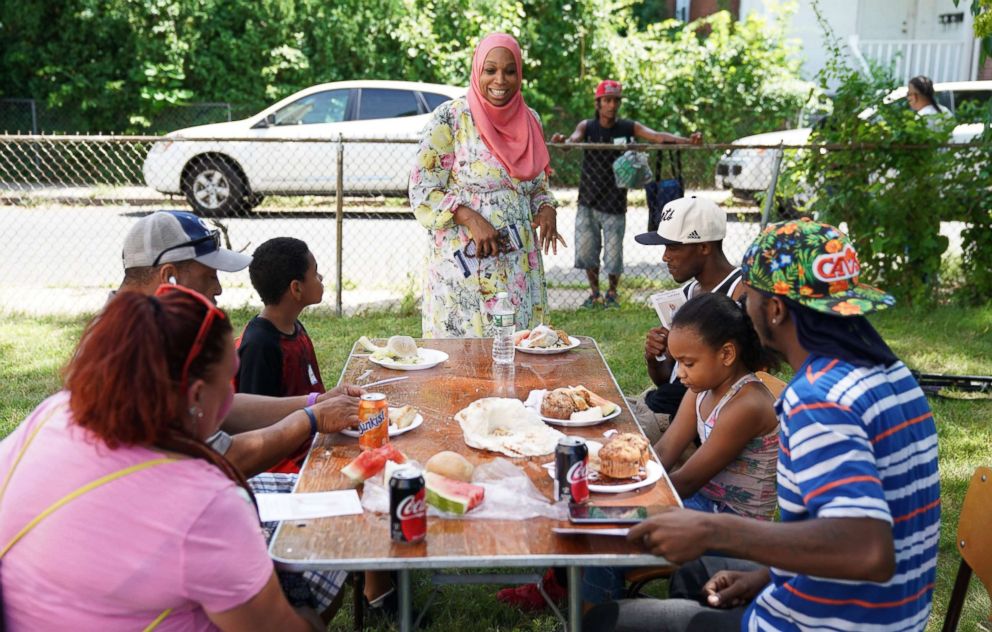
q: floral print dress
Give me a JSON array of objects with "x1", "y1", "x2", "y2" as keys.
[{"x1": 409, "y1": 98, "x2": 558, "y2": 338}]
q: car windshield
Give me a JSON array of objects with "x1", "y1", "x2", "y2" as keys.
[{"x1": 272, "y1": 90, "x2": 349, "y2": 126}]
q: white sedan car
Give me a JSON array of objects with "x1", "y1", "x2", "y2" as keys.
[
  {"x1": 715, "y1": 80, "x2": 992, "y2": 198},
  {"x1": 143, "y1": 80, "x2": 465, "y2": 216}
]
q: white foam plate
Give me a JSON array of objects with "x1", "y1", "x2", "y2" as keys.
[
  {"x1": 515, "y1": 337, "x2": 581, "y2": 355},
  {"x1": 541, "y1": 405, "x2": 621, "y2": 427},
  {"x1": 545, "y1": 458, "x2": 663, "y2": 494},
  {"x1": 369, "y1": 348, "x2": 448, "y2": 371},
  {"x1": 340, "y1": 414, "x2": 424, "y2": 438}
]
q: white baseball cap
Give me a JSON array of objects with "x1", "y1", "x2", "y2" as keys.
[
  {"x1": 635, "y1": 196, "x2": 727, "y2": 246},
  {"x1": 122, "y1": 211, "x2": 251, "y2": 272}
]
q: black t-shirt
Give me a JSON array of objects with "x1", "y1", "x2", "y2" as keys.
[
  {"x1": 235, "y1": 316, "x2": 324, "y2": 397},
  {"x1": 577, "y1": 117, "x2": 636, "y2": 215}
]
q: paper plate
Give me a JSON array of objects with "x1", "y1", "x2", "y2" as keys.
[
  {"x1": 546, "y1": 459, "x2": 663, "y2": 494},
  {"x1": 515, "y1": 337, "x2": 581, "y2": 355},
  {"x1": 369, "y1": 348, "x2": 448, "y2": 371},
  {"x1": 340, "y1": 414, "x2": 423, "y2": 438},
  {"x1": 541, "y1": 405, "x2": 621, "y2": 427}
]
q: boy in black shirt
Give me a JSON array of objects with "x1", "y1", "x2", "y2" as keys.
[
  {"x1": 552, "y1": 80, "x2": 702, "y2": 308},
  {"x1": 237, "y1": 237, "x2": 325, "y2": 473}
]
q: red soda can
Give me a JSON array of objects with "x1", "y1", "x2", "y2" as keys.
[
  {"x1": 555, "y1": 437, "x2": 589, "y2": 503},
  {"x1": 389, "y1": 467, "x2": 427, "y2": 544}
]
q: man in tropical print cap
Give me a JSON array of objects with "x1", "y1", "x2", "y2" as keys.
[{"x1": 585, "y1": 218, "x2": 940, "y2": 632}]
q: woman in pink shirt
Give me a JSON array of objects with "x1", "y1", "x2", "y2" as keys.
[{"x1": 0, "y1": 287, "x2": 321, "y2": 631}]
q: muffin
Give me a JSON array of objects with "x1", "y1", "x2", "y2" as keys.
[
  {"x1": 541, "y1": 389, "x2": 575, "y2": 419},
  {"x1": 597, "y1": 439, "x2": 642, "y2": 479},
  {"x1": 610, "y1": 432, "x2": 651, "y2": 466}
]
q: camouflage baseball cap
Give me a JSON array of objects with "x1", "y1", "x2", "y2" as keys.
[{"x1": 741, "y1": 218, "x2": 896, "y2": 316}]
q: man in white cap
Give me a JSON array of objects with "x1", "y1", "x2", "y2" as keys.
[
  {"x1": 119, "y1": 210, "x2": 250, "y2": 302},
  {"x1": 630, "y1": 196, "x2": 744, "y2": 446},
  {"x1": 116, "y1": 211, "x2": 361, "y2": 474}
]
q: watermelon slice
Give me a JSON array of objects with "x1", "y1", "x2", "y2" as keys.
[
  {"x1": 424, "y1": 472, "x2": 485, "y2": 515},
  {"x1": 341, "y1": 443, "x2": 407, "y2": 483}
]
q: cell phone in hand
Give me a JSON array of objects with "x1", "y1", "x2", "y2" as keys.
[{"x1": 568, "y1": 503, "x2": 648, "y2": 525}]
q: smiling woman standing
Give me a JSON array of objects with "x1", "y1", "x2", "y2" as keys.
[{"x1": 409, "y1": 33, "x2": 565, "y2": 338}]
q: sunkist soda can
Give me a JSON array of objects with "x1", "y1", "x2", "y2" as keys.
[
  {"x1": 357, "y1": 393, "x2": 389, "y2": 449},
  {"x1": 390, "y1": 467, "x2": 427, "y2": 544},
  {"x1": 555, "y1": 436, "x2": 589, "y2": 503}
]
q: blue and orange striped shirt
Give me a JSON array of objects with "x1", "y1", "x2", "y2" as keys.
[{"x1": 743, "y1": 356, "x2": 940, "y2": 631}]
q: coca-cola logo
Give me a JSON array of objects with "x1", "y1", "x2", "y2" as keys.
[
  {"x1": 396, "y1": 494, "x2": 426, "y2": 520},
  {"x1": 567, "y1": 460, "x2": 587, "y2": 484}
]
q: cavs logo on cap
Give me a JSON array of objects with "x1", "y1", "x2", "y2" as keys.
[{"x1": 813, "y1": 244, "x2": 860, "y2": 282}]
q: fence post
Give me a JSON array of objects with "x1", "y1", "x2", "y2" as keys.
[
  {"x1": 335, "y1": 135, "x2": 344, "y2": 317},
  {"x1": 760, "y1": 143, "x2": 784, "y2": 229},
  {"x1": 29, "y1": 99, "x2": 38, "y2": 135}
]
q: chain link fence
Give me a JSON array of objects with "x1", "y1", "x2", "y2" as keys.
[{"x1": 0, "y1": 134, "x2": 791, "y2": 316}]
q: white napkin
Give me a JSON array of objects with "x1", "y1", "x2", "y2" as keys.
[{"x1": 257, "y1": 490, "x2": 363, "y2": 522}]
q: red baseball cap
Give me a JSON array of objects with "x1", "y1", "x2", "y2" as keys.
[{"x1": 595, "y1": 80, "x2": 622, "y2": 99}]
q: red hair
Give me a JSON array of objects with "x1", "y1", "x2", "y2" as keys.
[{"x1": 63, "y1": 290, "x2": 232, "y2": 449}]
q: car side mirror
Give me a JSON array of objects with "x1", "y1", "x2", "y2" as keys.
[{"x1": 266, "y1": 114, "x2": 276, "y2": 127}]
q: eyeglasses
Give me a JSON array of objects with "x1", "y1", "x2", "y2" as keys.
[
  {"x1": 151, "y1": 230, "x2": 221, "y2": 267},
  {"x1": 154, "y1": 283, "x2": 227, "y2": 392}
]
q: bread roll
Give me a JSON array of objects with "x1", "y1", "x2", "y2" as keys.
[
  {"x1": 425, "y1": 451, "x2": 475, "y2": 482},
  {"x1": 541, "y1": 390, "x2": 575, "y2": 419}
]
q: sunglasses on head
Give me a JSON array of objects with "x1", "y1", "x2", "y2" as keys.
[
  {"x1": 152, "y1": 230, "x2": 221, "y2": 267},
  {"x1": 154, "y1": 283, "x2": 227, "y2": 393}
]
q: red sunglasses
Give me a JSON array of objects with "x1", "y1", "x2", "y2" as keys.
[{"x1": 154, "y1": 283, "x2": 227, "y2": 392}]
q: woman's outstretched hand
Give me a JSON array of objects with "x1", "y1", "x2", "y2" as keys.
[{"x1": 532, "y1": 205, "x2": 566, "y2": 255}]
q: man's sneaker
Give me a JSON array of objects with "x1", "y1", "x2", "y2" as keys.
[
  {"x1": 496, "y1": 569, "x2": 566, "y2": 612},
  {"x1": 604, "y1": 292, "x2": 620, "y2": 308},
  {"x1": 581, "y1": 293, "x2": 604, "y2": 309}
]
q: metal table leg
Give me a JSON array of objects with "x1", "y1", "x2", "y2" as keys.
[
  {"x1": 398, "y1": 569, "x2": 413, "y2": 632},
  {"x1": 567, "y1": 566, "x2": 582, "y2": 632}
]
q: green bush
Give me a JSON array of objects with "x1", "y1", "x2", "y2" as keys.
[
  {"x1": 2, "y1": 0, "x2": 812, "y2": 140},
  {"x1": 780, "y1": 1, "x2": 992, "y2": 305}
]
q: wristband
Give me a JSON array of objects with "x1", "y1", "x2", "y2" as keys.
[
  {"x1": 306, "y1": 392, "x2": 320, "y2": 407},
  {"x1": 302, "y1": 406, "x2": 318, "y2": 436}
]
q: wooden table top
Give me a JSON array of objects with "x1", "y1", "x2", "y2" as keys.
[{"x1": 269, "y1": 337, "x2": 679, "y2": 572}]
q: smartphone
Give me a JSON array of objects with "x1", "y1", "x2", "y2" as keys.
[{"x1": 568, "y1": 504, "x2": 648, "y2": 525}]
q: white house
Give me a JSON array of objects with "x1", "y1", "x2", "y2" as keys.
[{"x1": 738, "y1": 0, "x2": 987, "y2": 87}]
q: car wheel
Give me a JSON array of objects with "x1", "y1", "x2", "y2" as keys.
[{"x1": 182, "y1": 157, "x2": 251, "y2": 217}]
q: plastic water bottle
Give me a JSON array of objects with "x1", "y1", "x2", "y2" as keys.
[{"x1": 491, "y1": 291, "x2": 515, "y2": 366}]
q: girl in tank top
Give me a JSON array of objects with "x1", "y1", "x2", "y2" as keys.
[{"x1": 658, "y1": 292, "x2": 780, "y2": 520}]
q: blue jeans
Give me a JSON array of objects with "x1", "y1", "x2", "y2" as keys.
[{"x1": 581, "y1": 493, "x2": 735, "y2": 605}]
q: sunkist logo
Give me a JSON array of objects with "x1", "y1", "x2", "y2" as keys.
[
  {"x1": 358, "y1": 411, "x2": 386, "y2": 433},
  {"x1": 813, "y1": 244, "x2": 860, "y2": 282}
]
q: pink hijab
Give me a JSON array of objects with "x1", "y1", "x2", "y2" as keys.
[{"x1": 466, "y1": 33, "x2": 550, "y2": 181}]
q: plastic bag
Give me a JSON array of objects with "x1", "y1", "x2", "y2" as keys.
[
  {"x1": 360, "y1": 458, "x2": 568, "y2": 521},
  {"x1": 612, "y1": 150, "x2": 653, "y2": 189}
]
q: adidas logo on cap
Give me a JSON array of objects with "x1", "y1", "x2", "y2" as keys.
[{"x1": 686, "y1": 230, "x2": 701, "y2": 240}]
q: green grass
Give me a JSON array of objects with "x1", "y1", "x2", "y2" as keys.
[{"x1": 1, "y1": 303, "x2": 990, "y2": 631}]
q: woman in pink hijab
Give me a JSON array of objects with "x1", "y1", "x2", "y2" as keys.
[{"x1": 409, "y1": 33, "x2": 565, "y2": 338}]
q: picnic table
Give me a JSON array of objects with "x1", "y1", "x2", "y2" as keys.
[{"x1": 269, "y1": 337, "x2": 681, "y2": 631}]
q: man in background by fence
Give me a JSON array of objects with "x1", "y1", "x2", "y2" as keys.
[{"x1": 551, "y1": 80, "x2": 702, "y2": 308}]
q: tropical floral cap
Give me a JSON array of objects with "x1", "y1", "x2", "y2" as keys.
[{"x1": 741, "y1": 218, "x2": 896, "y2": 316}]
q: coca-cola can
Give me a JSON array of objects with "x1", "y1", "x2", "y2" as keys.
[
  {"x1": 389, "y1": 467, "x2": 427, "y2": 544},
  {"x1": 555, "y1": 437, "x2": 589, "y2": 503}
]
